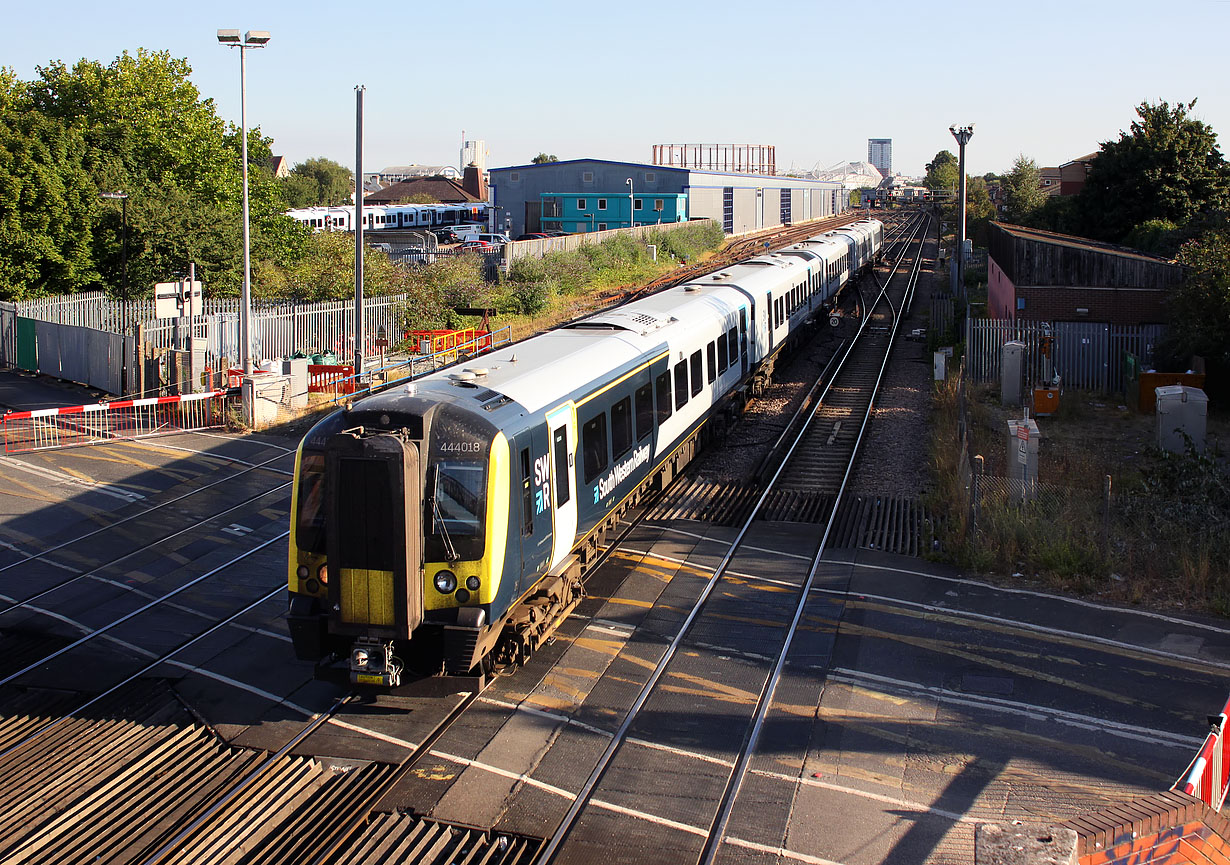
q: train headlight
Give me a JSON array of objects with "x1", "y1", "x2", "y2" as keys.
[
  {"x1": 318, "y1": 564, "x2": 329, "y2": 585},
  {"x1": 465, "y1": 576, "x2": 480, "y2": 591},
  {"x1": 434, "y1": 570, "x2": 457, "y2": 594},
  {"x1": 455, "y1": 589, "x2": 470, "y2": 604},
  {"x1": 296, "y1": 566, "x2": 309, "y2": 579}
]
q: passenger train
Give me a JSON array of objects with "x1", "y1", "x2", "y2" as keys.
[
  {"x1": 286, "y1": 202, "x2": 491, "y2": 233},
  {"x1": 287, "y1": 218, "x2": 884, "y2": 685}
]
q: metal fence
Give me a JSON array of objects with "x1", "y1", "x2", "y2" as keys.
[{"x1": 964, "y1": 317, "x2": 1165, "y2": 395}]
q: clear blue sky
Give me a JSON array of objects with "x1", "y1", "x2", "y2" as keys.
[{"x1": 7, "y1": 0, "x2": 1229, "y2": 179}]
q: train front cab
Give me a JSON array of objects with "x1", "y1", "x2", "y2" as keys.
[{"x1": 288, "y1": 401, "x2": 515, "y2": 685}]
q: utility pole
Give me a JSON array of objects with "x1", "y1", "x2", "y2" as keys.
[
  {"x1": 950, "y1": 124, "x2": 974, "y2": 297},
  {"x1": 354, "y1": 85, "x2": 365, "y2": 377}
]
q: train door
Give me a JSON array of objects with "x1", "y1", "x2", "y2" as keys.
[
  {"x1": 545, "y1": 403, "x2": 577, "y2": 569},
  {"x1": 739, "y1": 308, "x2": 749, "y2": 375},
  {"x1": 765, "y1": 291, "x2": 775, "y2": 353},
  {"x1": 513, "y1": 427, "x2": 552, "y2": 581}
]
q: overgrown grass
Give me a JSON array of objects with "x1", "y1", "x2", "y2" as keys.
[
  {"x1": 488, "y1": 222, "x2": 726, "y2": 327},
  {"x1": 928, "y1": 375, "x2": 1230, "y2": 612}
]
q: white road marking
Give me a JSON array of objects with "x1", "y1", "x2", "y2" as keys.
[
  {"x1": 821, "y1": 587, "x2": 1230, "y2": 672},
  {"x1": 620, "y1": 542, "x2": 1230, "y2": 668},
  {"x1": 828, "y1": 668, "x2": 1202, "y2": 748},
  {"x1": 126, "y1": 437, "x2": 296, "y2": 472},
  {"x1": 724, "y1": 836, "x2": 847, "y2": 865},
  {"x1": 0, "y1": 456, "x2": 146, "y2": 501}
]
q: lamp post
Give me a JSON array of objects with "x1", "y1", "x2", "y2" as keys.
[
  {"x1": 949, "y1": 124, "x2": 974, "y2": 296},
  {"x1": 626, "y1": 177, "x2": 634, "y2": 230},
  {"x1": 217, "y1": 28, "x2": 270, "y2": 376}
]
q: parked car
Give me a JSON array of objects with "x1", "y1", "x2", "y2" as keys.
[
  {"x1": 457, "y1": 240, "x2": 495, "y2": 252},
  {"x1": 514, "y1": 233, "x2": 551, "y2": 241},
  {"x1": 544, "y1": 230, "x2": 569, "y2": 237},
  {"x1": 458, "y1": 231, "x2": 511, "y2": 246}
]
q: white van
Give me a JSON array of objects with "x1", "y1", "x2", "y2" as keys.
[{"x1": 458, "y1": 231, "x2": 511, "y2": 246}]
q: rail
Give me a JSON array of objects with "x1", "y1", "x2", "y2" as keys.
[
  {"x1": 0, "y1": 390, "x2": 228, "y2": 454},
  {"x1": 1175, "y1": 692, "x2": 1230, "y2": 810}
]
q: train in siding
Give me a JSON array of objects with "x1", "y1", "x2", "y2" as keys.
[
  {"x1": 287, "y1": 218, "x2": 884, "y2": 686},
  {"x1": 286, "y1": 201, "x2": 490, "y2": 233}
]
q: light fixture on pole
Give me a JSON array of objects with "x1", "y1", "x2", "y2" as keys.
[
  {"x1": 217, "y1": 28, "x2": 271, "y2": 376},
  {"x1": 626, "y1": 177, "x2": 634, "y2": 230},
  {"x1": 949, "y1": 124, "x2": 974, "y2": 296}
]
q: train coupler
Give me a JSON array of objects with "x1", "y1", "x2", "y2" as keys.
[{"x1": 349, "y1": 637, "x2": 403, "y2": 687}]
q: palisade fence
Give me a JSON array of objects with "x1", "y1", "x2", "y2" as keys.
[
  {"x1": 964, "y1": 316, "x2": 1166, "y2": 396},
  {"x1": 3, "y1": 292, "x2": 413, "y2": 397}
]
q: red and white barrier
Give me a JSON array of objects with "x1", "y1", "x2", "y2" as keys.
[
  {"x1": 1175, "y1": 693, "x2": 1230, "y2": 810},
  {"x1": 1, "y1": 390, "x2": 229, "y2": 453}
]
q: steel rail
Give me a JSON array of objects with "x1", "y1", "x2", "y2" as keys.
[
  {"x1": 0, "y1": 582, "x2": 287, "y2": 761},
  {"x1": 0, "y1": 481, "x2": 292, "y2": 617},
  {"x1": 0, "y1": 530, "x2": 290, "y2": 689},
  {"x1": 699, "y1": 213, "x2": 930, "y2": 863},
  {"x1": 0, "y1": 447, "x2": 293, "y2": 575},
  {"x1": 537, "y1": 215, "x2": 926, "y2": 864}
]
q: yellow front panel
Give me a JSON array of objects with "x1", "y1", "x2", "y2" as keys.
[{"x1": 340, "y1": 568, "x2": 395, "y2": 626}]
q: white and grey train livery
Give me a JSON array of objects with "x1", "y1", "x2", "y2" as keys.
[{"x1": 287, "y1": 219, "x2": 885, "y2": 685}]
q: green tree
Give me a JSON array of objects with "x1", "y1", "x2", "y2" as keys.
[
  {"x1": 964, "y1": 176, "x2": 996, "y2": 247},
  {"x1": 1171, "y1": 229, "x2": 1230, "y2": 362},
  {"x1": 925, "y1": 150, "x2": 959, "y2": 191},
  {"x1": 0, "y1": 109, "x2": 99, "y2": 299},
  {"x1": 1077, "y1": 99, "x2": 1230, "y2": 243},
  {"x1": 280, "y1": 157, "x2": 353, "y2": 208},
  {"x1": 531, "y1": 153, "x2": 558, "y2": 164},
  {"x1": 1001, "y1": 155, "x2": 1047, "y2": 225}
]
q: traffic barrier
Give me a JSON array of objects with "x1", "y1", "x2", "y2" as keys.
[
  {"x1": 1, "y1": 390, "x2": 228, "y2": 454},
  {"x1": 1174, "y1": 692, "x2": 1230, "y2": 810},
  {"x1": 307, "y1": 364, "x2": 355, "y2": 395}
]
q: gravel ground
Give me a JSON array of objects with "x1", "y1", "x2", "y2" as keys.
[{"x1": 691, "y1": 224, "x2": 940, "y2": 498}]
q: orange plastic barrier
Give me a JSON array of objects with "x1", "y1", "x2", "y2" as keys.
[
  {"x1": 406, "y1": 329, "x2": 492, "y2": 356},
  {"x1": 308, "y1": 364, "x2": 356, "y2": 394}
]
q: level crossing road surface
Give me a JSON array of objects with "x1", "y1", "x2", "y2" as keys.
[
  {"x1": 0, "y1": 367, "x2": 110, "y2": 413},
  {"x1": 0, "y1": 431, "x2": 1224, "y2": 865}
]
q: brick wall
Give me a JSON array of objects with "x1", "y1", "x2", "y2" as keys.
[
  {"x1": 1063, "y1": 791, "x2": 1230, "y2": 865},
  {"x1": 1015, "y1": 285, "x2": 1168, "y2": 326}
]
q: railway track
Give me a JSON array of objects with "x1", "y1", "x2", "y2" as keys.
[
  {"x1": 0, "y1": 214, "x2": 928, "y2": 864},
  {"x1": 535, "y1": 211, "x2": 932, "y2": 864}
]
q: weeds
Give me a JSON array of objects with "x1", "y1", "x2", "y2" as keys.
[{"x1": 930, "y1": 374, "x2": 1230, "y2": 613}]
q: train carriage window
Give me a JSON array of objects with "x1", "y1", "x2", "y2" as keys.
[
  {"x1": 553, "y1": 427, "x2": 570, "y2": 506},
  {"x1": 674, "y1": 362, "x2": 689, "y2": 410},
  {"x1": 690, "y1": 350, "x2": 703, "y2": 396},
  {"x1": 635, "y1": 383, "x2": 653, "y2": 440},
  {"x1": 582, "y1": 413, "x2": 609, "y2": 483},
  {"x1": 717, "y1": 332, "x2": 728, "y2": 373},
  {"x1": 706, "y1": 342, "x2": 716, "y2": 384},
  {"x1": 611, "y1": 397, "x2": 633, "y2": 458},
  {"x1": 520, "y1": 448, "x2": 534, "y2": 536},
  {"x1": 655, "y1": 371, "x2": 673, "y2": 424},
  {"x1": 727, "y1": 327, "x2": 738, "y2": 365}
]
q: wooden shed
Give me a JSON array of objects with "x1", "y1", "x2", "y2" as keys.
[{"x1": 986, "y1": 222, "x2": 1183, "y2": 325}]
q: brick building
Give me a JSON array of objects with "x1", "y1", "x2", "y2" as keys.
[{"x1": 987, "y1": 222, "x2": 1183, "y2": 325}]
